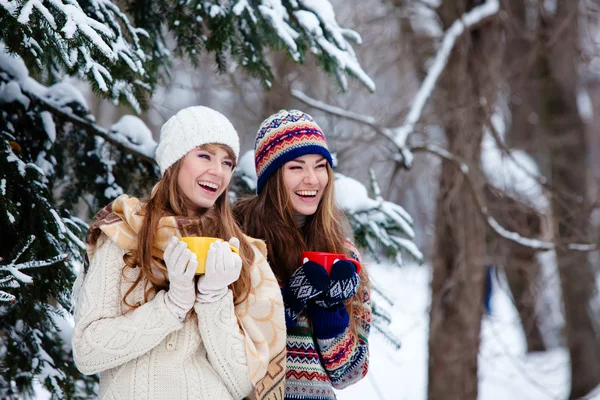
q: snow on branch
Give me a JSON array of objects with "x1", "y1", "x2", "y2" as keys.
[
  {"x1": 10, "y1": 253, "x2": 69, "y2": 272},
  {"x1": 234, "y1": 0, "x2": 374, "y2": 91},
  {"x1": 0, "y1": 236, "x2": 68, "y2": 302},
  {"x1": 24, "y1": 84, "x2": 157, "y2": 164},
  {"x1": 412, "y1": 144, "x2": 599, "y2": 252},
  {"x1": 335, "y1": 173, "x2": 424, "y2": 265},
  {"x1": 10, "y1": 235, "x2": 36, "y2": 265},
  {"x1": 292, "y1": 87, "x2": 600, "y2": 252},
  {"x1": 294, "y1": 0, "x2": 375, "y2": 91},
  {"x1": 292, "y1": 89, "x2": 599, "y2": 252},
  {"x1": 293, "y1": 0, "x2": 500, "y2": 168},
  {"x1": 390, "y1": 0, "x2": 500, "y2": 161},
  {"x1": 0, "y1": 48, "x2": 157, "y2": 163},
  {"x1": 291, "y1": 88, "x2": 384, "y2": 130},
  {"x1": 291, "y1": 88, "x2": 415, "y2": 166},
  {"x1": 483, "y1": 114, "x2": 586, "y2": 207},
  {"x1": 2, "y1": 0, "x2": 151, "y2": 104}
]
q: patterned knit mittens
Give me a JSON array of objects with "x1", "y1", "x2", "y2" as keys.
[
  {"x1": 315, "y1": 260, "x2": 360, "y2": 309},
  {"x1": 307, "y1": 261, "x2": 361, "y2": 339},
  {"x1": 283, "y1": 261, "x2": 329, "y2": 327}
]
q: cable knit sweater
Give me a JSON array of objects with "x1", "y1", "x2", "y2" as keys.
[{"x1": 72, "y1": 235, "x2": 254, "y2": 400}]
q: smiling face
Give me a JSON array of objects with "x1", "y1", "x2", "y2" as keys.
[
  {"x1": 282, "y1": 154, "x2": 330, "y2": 216},
  {"x1": 177, "y1": 144, "x2": 235, "y2": 216}
]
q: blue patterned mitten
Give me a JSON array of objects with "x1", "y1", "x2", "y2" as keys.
[
  {"x1": 315, "y1": 260, "x2": 360, "y2": 309},
  {"x1": 283, "y1": 261, "x2": 329, "y2": 327}
]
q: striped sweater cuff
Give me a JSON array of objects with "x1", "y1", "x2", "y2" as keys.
[{"x1": 308, "y1": 303, "x2": 350, "y2": 339}]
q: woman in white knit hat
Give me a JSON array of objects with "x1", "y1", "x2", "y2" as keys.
[{"x1": 72, "y1": 106, "x2": 286, "y2": 400}]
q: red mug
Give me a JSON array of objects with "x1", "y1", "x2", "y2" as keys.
[{"x1": 301, "y1": 251, "x2": 361, "y2": 275}]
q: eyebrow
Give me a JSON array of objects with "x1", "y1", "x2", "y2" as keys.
[
  {"x1": 195, "y1": 146, "x2": 212, "y2": 153},
  {"x1": 290, "y1": 157, "x2": 327, "y2": 164},
  {"x1": 195, "y1": 147, "x2": 233, "y2": 160}
]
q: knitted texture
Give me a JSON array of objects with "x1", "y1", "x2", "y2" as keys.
[
  {"x1": 254, "y1": 109, "x2": 333, "y2": 193},
  {"x1": 307, "y1": 303, "x2": 350, "y2": 339},
  {"x1": 314, "y1": 260, "x2": 360, "y2": 309},
  {"x1": 283, "y1": 261, "x2": 329, "y2": 327},
  {"x1": 155, "y1": 106, "x2": 240, "y2": 175},
  {"x1": 73, "y1": 236, "x2": 247, "y2": 399},
  {"x1": 284, "y1": 289, "x2": 371, "y2": 400},
  {"x1": 77, "y1": 195, "x2": 287, "y2": 399},
  {"x1": 282, "y1": 243, "x2": 370, "y2": 400}
]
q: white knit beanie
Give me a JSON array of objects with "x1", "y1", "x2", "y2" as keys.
[{"x1": 155, "y1": 106, "x2": 240, "y2": 175}]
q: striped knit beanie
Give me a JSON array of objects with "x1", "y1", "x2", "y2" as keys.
[{"x1": 254, "y1": 109, "x2": 333, "y2": 193}]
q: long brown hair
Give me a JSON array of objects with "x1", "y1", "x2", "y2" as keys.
[
  {"x1": 234, "y1": 164, "x2": 369, "y2": 334},
  {"x1": 123, "y1": 144, "x2": 253, "y2": 308}
]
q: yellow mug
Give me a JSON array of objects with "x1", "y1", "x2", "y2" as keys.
[{"x1": 179, "y1": 237, "x2": 240, "y2": 275}]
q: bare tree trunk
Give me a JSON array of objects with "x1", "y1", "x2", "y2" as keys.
[
  {"x1": 485, "y1": 186, "x2": 547, "y2": 352},
  {"x1": 427, "y1": 2, "x2": 499, "y2": 399},
  {"x1": 538, "y1": 0, "x2": 600, "y2": 397},
  {"x1": 261, "y1": 53, "x2": 294, "y2": 119},
  {"x1": 495, "y1": 0, "x2": 551, "y2": 353},
  {"x1": 504, "y1": 246, "x2": 546, "y2": 351},
  {"x1": 502, "y1": 0, "x2": 546, "y2": 163}
]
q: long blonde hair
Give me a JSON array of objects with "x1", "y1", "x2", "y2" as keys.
[
  {"x1": 123, "y1": 144, "x2": 253, "y2": 308},
  {"x1": 234, "y1": 165, "x2": 369, "y2": 334}
]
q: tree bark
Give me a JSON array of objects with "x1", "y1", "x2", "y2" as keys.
[
  {"x1": 261, "y1": 53, "x2": 294, "y2": 119},
  {"x1": 503, "y1": 245, "x2": 547, "y2": 352},
  {"x1": 501, "y1": 0, "x2": 546, "y2": 166},
  {"x1": 427, "y1": 2, "x2": 500, "y2": 399},
  {"x1": 485, "y1": 185, "x2": 547, "y2": 352},
  {"x1": 538, "y1": 0, "x2": 600, "y2": 397},
  {"x1": 494, "y1": 0, "x2": 551, "y2": 353}
]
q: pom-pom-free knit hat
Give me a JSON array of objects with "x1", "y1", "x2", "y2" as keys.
[
  {"x1": 254, "y1": 109, "x2": 332, "y2": 193},
  {"x1": 155, "y1": 106, "x2": 240, "y2": 175}
]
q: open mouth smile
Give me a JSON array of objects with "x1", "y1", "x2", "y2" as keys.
[
  {"x1": 295, "y1": 190, "x2": 318, "y2": 202},
  {"x1": 198, "y1": 180, "x2": 220, "y2": 194}
]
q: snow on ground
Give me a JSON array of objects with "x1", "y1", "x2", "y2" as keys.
[{"x1": 336, "y1": 261, "x2": 585, "y2": 400}]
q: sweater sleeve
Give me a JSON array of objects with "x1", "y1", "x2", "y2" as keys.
[
  {"x1": 194, "y1": 290, "x2": 254, "y2": 399},
  {"x1": 310, "y1": 287, "x2": 371, "y2": 389},
  {"x1": 72, "y1": 236, "x2": 183, "y2": 375}
]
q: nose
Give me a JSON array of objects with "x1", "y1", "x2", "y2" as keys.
[
  {"x1": 303, "y1": 168, "x2": 318, "y2": 185},
  {"x1": 207, "y1": 160, "x2": 225, "y2": 177}
]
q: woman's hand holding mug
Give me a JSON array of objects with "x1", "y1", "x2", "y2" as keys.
[
  {"x1": 195, "y1": 237, "x2": 242, "y2": 303},
  {"x1": 163, "y1": 237, "x2": 198, "y2": 321}
]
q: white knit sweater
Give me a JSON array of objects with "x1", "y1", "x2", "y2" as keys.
[{"x1": 72, "y1": 235, "x2": 254, "y2": 400}]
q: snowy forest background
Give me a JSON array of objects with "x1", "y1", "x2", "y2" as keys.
[{"x1": 2, "y1": 0, "x2": 600, "y2": 399}]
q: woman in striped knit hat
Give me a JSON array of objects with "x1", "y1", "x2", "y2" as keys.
[{"x1": 234, "y1": 109, "x2": 371, "y2": 400}]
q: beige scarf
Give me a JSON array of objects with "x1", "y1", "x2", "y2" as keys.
[{"x1": 85, "y1": 194, "x2": 286, "y2": 400}]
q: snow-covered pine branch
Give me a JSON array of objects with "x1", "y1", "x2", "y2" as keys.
[
  {"x1": 0, "y1": 275, "x2": 19, "y2": 303},
  {"x1": 370, "y1": 303, "x2": 402, "y2": 349},
  {"x1": 0, "y1": 246, "x2": 68, "y2": 290},
  {"x1": 1, "y1": 130, "x2": 96, "y2": 396},
  {"x1": 128, "y1": 0, "x2": 374, "y2": 92},
  {"x1": 335, "y1": 173, "x2": 424, "y2": 265},
  {"x1": 0, "y1": 46, "x2": 157, "y2": 163},
  {"x1": 3, "y1": 0, "x2": 375, "y2": 109},
  {"x1": 1, "y1": 0, "x2": 151, "y2": 110}
]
